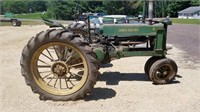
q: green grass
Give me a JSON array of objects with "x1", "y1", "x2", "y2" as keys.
[
  {"x1": 15, "y1": 12, "x2": 47, "y2": 19},
  {"x1": 171, "y1": 18, "x2": 200, "y2": 24},
  {"x1": 0, "y1": 20, "x2": 69, "y2": 26}
]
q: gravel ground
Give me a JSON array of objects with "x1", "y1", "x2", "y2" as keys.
[{"x1": 0, "y1": 24, "x2": 200, "y2": 112}]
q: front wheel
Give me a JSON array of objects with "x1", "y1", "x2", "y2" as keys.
[
  {"x1": 20, "y1": 29, "x2": 99, "y2": 101},
  {"x1": 144, "y1": 56, "x2": 164, "y2": 76},
  {"x1": 149, "y1": 58, "x2": 178, "y2": 84}
]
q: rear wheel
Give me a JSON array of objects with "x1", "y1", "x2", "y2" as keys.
[
  {"x1": 68, "y1": 22, "x2": 99, "y2": 43},
  {"x1": 68, "y1": 23, "x2": 87, "y2": 35},
  {"x1": 21, "y1": 29, "x2": 99, "y2": 101},
  {"x1": 149, "y1": 58, "x2": 178, "y2": 84}
]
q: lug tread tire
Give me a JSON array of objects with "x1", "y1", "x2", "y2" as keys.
[
  {"x1": 20, "y1": 29, "x2": 99, "y2": 101},
  {"x1": 68, "y1": 23, "x2": 88, "y2": 36}
]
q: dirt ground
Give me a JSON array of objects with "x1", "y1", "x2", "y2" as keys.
[{"x1": 0, "y1": 25, "x2": 200, "y2": 112}]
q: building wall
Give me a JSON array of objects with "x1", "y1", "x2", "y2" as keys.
[{"x1": 178, "y1": 11, "x2": 200, "y2": 19}]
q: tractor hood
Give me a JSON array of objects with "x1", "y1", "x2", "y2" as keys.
[{"x1": 100, "y1": 23, "x2": 164, "y2": 37}]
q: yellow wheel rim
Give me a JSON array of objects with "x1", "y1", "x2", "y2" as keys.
[{"x1": 31, "y1": 42, "x2": 88, "y2": 95}]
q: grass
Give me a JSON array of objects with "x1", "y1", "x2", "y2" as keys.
[
  {"x1": 0, "y1": 19, "x2": 70, "y2": 26},
  {"x1": 171, "y1": 18, "x2": 200, "y2": 24},
  {"x1": 0, "y1": 12, "x2": 68, "y2": 26}
]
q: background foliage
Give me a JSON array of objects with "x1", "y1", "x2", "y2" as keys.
[{"x1": 0, "y1": 0, "x2": 199, "y2": 20}]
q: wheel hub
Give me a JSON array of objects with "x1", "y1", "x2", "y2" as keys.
[
  {"x1": 163, "y1": 71, "x2": 168, "y2": 75},
  {"x1": 51, "y1": 61, "x2": 68, "y2": 76}
]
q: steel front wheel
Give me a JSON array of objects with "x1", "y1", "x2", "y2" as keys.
[
  {"x1": 144, "y1": 56, "x2": 164, "y2": 76},
  {"x1": 149, "y1": 58, "x2": 178, "y2": 84},
  {"x1": 21, "y1": 29, "x2": 99, "y2": 101}
]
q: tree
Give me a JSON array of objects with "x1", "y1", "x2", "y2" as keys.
[
  {"x1": 102, "y1": 1, "x2": 140, "y2": 15},
  {"x1": 166, "y1": 1, "x2": 191, "y2": 17},
  {"x1": 0, "y1": 0, "x2": 47, "y2": 14},
  {"x1": 47, "y1": 0, "x2": 77, "y2": 20},
  {"x1": 1, "y1": 0, "x2": 28, "y2": 14},
  {"x1": 191, "y1": 0, "x2": 200, "y2": 6},
  {"x1": 46, "y1": 0, "x2": 142, "y2": 20},
  {"x1": 27, "y1": 1, "x2": 47, "y2": 13}
]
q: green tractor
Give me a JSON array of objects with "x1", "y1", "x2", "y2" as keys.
[{"x1": 20, "y1": 15, "x2": 178, "y2": 101}]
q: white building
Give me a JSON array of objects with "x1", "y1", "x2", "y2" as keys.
[{"x1": 178, "y1": 6, "x2": 200, "y2": 19}]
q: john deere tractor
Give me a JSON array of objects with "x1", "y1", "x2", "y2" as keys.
[{"x1": 20, "y1": 14, "x2": 178, "y2": 101}]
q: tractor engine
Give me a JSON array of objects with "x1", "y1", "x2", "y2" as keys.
[{"x1": 92, "y1": 23, "x2": 165, "y2": 63}]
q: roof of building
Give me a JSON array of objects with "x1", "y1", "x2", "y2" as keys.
[{"x1": 178, "y1": 6, "x2": 200, "y2": 14}]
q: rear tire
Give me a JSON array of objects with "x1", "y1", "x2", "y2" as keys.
[{"x1": 20, "y1": 29, "x2": 99, "y2": 101}]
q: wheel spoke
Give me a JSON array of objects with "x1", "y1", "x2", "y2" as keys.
[
  {"x1": 63, "y1": 48, "x2": 69, "y2": 59},
  {"x1": 69, "y1": 72, "x2": 83, "y2": 78},
  {"x1": 42, "y1": 72, "x2": 53, "y2": 79},
  {"x1": 76, "y1": 67, "x2": 84, "y2": 71},
  {"x1": 158, "y1": 68, "x2": 163, "y2": 74},
  {"x1": 46, "y1": 48, "x2": 55, "y2": 61},
  {"x1": 47, "y1": 76, "x2": 54, "y2": 85},
  {"x1": 156, "y1": 65, "x2": 172, "y2": 79},
  {"x1": 68, "y1": 78, "x2": 75, "y2": 86},
  {"x1": 65, "y1": 55, "x2": 73, "y2": 63},
  {"x1": 164, "y1": 66, "x2": 169, "y2": 70},
  {"x1": 65, "y1": 51, "x2": 75, "y2": 63},
  {"x1": 64, "y1": 78, "x2": 69, "y2": 88},
  {"x1": 59, "y1": 78, "x2": 62, "y2": 89},
  {"x1": 39, "y1": 71, "x2": 51, "y2": 74},
  {"x1": 54, "y1": 77, "x2": 58, "y2": 87},
  {"x1": 38, "y1": 59, "x2": 51, "y2": 66},
  {"x1": 68, "y1": 62, "x2": 83, "y2": 68},
  {"x1": 67, "y1": 56, "x2": 81, "y2": 64},
  {"x1": 41, "y1": 52, "x2": 54, "y2": 61},
  {"x1": 38, "y1": 65, "x2": 51, "y2": 68},
  {"x1": 53, "y1": 46, "x2": 60, "y2": 60}
]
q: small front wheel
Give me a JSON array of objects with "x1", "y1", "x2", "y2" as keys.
[
  {"x1": 144, "y1": 56, "x2": 164, "y2": 76},
  {"x1": 149, "y1": 58, "x2": 178, "y2": 84}
]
